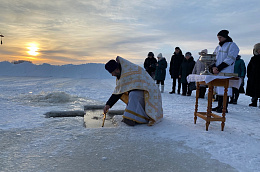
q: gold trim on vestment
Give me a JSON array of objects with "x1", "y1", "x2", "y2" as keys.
[
  {"x1": 124, "y1": 109, "x2": 150, "y2": 121},
  {"x1": 120, "y1": 67, "x2": 142, "y2": 78},
  {"x1": 123, "y1": 116, "x2": 148, "y2": 124},
  {"x1": 113, "y1": 57, "x2": 163, "y2": 125},
  {"x1": 115, "y1": 79, "x2": 146, "y2": 91}
]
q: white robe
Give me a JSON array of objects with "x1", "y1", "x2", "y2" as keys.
[
  {"x1": 113, "y1": 56, "x2": 163, "y2": 125},
  {"x1": 214, "y1": 42, "x2": 239, "y2": 95}
]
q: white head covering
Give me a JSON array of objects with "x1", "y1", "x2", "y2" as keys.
[
  {"x1": 199, "y1": 49, "x2": 208, "y2": 55},
  {"x1": 157, "y1": 53, "x2": 163, "y2": 58}
]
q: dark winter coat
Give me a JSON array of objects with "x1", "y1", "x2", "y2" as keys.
[
  {"x1": 144, "y1": 57, "x2": 157, "y2": 75},
  {"x1": 234, "y1": 56, "x2": 246, "y2": 78},
  {"x1": 169, "y1": 53, "x2": 184, "y2": 78},
  {"x1": 246, "y1": 55, "x2": 260, "y2": 98},
  {"x1": 179, "y1": 57, "x2": 195, "y2": 84},
  {"x1": 155, "y1": 58, "x2": 167, "y2": 81}
]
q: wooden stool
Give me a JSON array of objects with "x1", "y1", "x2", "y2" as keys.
[{"x1": 194, "y1": 78, "x2": 239, "y2": 131}]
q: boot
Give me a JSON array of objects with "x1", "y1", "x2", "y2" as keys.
[
  {"x1": 214, "y1": 96, "x2": 229, "y2": 112},
  {"x1": 170, "y1": 79, "x2": 176, "y2": 94},
  {"x1": 229, "y1": 88, "x2": 235, "y2": 104},
  {"x1": 249, "y1": 97, "x2": 257, "y2": 107},
  {"x1": 233, "y1": 88, "x2": 239, "y2": 104},
  {"x1": 181, "y1": 83, "x2": 187, "y2": 96},
  {"x1": 215, "y1": 96, "x2": 229, "y2": 112},
  {"x1": 229, "y1": 96, "x2": 234, "y2": 104},
  {"x1": 177, "y1": 82, "x2": 181, "y2": 94},
  {"x1": 212, "y1": 95, "x2": 223, "y2": 111},
  {"x1": 161, "y1": 85, "x2": 164, "y2": 93},
  {"x1": 199, "y1": 87, "x2": 206, "y2": 98},
  {"x1": 216, "y1": 107, "x2": 228, "y2": 113},
  {"x1": 169, "y1": 89, "x2": 175, "y2": 94},
  {"x1": 215, "y1": 95, "x2": 219, "y2": 102},
  {"x1": 187, "y1": 89, "x2": 192, "y2": 96}
]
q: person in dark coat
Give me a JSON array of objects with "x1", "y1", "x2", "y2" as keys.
[
  {"x1": 179, "y1": 52, "x2": 195, "y2": 96},
  {"x1": 144, "y1": 52, "x2": 157, "y2": 79},
  {"x1": 229, "y1": 55, "x2": 246, "y2": 104},
  {"x1": 155, "y1": 53, "x2": 167, "y2": 93},
  {"x1": 246, "y1": 43, "x2": 260, "y2": 107},
  {"x1": 169, "y1": 47, "x2": 184, "y2": 94}
]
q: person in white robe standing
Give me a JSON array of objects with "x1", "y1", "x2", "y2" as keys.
[{"x1": 211, "y1": 30, "x2": 239, "y2": 113}]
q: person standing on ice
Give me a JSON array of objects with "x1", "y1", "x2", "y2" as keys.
[
  {"x1": 169, "y1": 47, "x2": 184, "y2": 94},
  {"x1": 192, "y1": 49, "x2": 207, "y2": 98},
  {"x1": 103, "y1": 56, "x2": 163, "y2": 126},
  {"x1": 246, "y1": 43, "x2": 260, "y2": 107},
  {"x1": 179, "y1": 52, "x2": 195, "y2": 96},
  {"x1": 211, "y1": 29, "x2": 239, "y2": 113},
  {"x1": 144, "y1": 52, "x2": 157, "y2": 79},
  {"x1": 155, "y1": 53, "x2": 167, "y2": 93},
  {"x1": 229, "y1": 55, "x2": 246, "y2": 104}
]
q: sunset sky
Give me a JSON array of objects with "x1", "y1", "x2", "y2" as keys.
[{"x1": 0, "y1": 0, "x2": 259, "y2": 65}]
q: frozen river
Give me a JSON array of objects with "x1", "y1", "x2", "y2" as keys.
[{"x1": 0, "y1": 76, "x2": 259, "y2": 172}]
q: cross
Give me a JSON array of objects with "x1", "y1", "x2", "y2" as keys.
[{"x1": 0, "y1": 34, "x2": 4, "y2": 45}]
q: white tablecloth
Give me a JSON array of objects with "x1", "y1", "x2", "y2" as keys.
[{"x1": 187, "y1": 74, "x2": 242, "y2": 89}]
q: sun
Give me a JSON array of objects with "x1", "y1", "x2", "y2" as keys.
[{"x1": 27, "y1": 43, "x2": 39, "y2": 56}]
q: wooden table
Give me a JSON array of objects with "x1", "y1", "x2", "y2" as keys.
[{"x1": 191, "y1": 76, "x2": 240, "y2": 131}]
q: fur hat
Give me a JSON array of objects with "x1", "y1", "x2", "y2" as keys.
[
  {"x1": 253, "y1": 43, "x2": 260, "y2": 55},
  {"x1": 105, "y1": 60, "x2": 119, "y2": 73},
  {"x1": 217, "y1": 30, "x2": 229, "y2": 38},
  {"x1": 157, "y1": 53, "x2": 163, "y2": 58}
]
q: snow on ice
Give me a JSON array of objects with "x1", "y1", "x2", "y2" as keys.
[{"x1": 0, "y1": 61, "x2": 259, "y2": 172}]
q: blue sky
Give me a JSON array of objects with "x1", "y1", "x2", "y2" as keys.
[{"x1": 0, "y1": 0, "x2": 259, "y2": 65}]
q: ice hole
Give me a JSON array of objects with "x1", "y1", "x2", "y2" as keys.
[
  {"x1": 84, "y1": 109, "x2": 124, "y2": 128},
  {"x1": 44, "y1": 105, "x2": 124, "y2": 128}
]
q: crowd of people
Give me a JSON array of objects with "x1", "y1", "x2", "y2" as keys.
[
  {"x1": 143, "y1": 30, "x2": 259, "y2": 113},
  {"x1": 102, "y1": 29, "x2": 259, "y2": 126}
]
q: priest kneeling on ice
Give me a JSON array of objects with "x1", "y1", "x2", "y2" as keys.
[{"x1": 103, "y1": 56, "x2": 163, "y2": 126}]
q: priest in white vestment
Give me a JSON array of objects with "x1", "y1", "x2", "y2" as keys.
[{"x1": 103, "y1": 56, "x2": 163, "y2": 126}]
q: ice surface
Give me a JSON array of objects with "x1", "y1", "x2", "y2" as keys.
[{"x1": 0, "y1": 62, "x2": 259, "y2": 171}]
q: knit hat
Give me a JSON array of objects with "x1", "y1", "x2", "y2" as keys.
[
  {"x1": 185, "y1": 52, "x2": 192, "y2": 57},
  {"x1": 253, "y1": 43, "x2": 260, "y2": 55},
  {"x1": 148, "y1": 52, "x2": 154, "y2": 57},
  {"x1": 217, "y1": 30, "x2": 229, "y2": 38},
  {"x1": 105, "y1": 60, "x2": 119, "y2": 73},
  {"x1": 157, "y1": 53, "x2": 163, "y2": 58}
]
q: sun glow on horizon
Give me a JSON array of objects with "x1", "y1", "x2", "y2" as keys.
[{"x1": 27, "y1": 43, "x2": 39, "y2": 56}]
